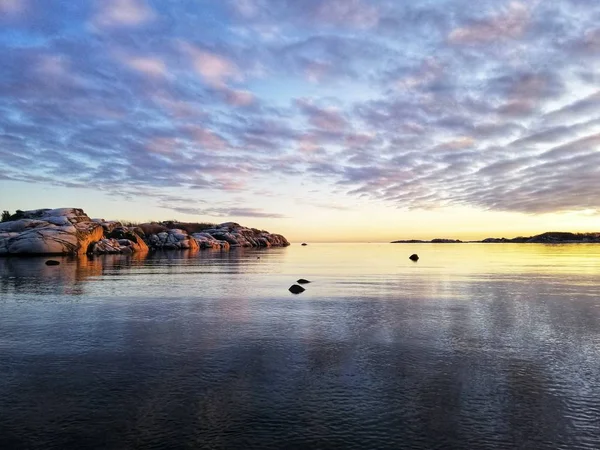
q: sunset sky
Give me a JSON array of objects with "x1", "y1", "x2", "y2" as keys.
[{"x1": 1, "y1": 0, "x2": 600, "y2": 242}]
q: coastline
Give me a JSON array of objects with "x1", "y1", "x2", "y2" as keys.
[{"x1": 391, "y1": 231, "x2": 600, "y2": 244}]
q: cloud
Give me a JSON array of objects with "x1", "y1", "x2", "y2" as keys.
[
  {"x1": 221, "y1": 88, "x2": 255, "y2": 106},
  {"x1": 168, "y1": 206, "x2": 287, "y2": 219},
  {"x1": 0, "y1": 0, "x2": 25, "y2": 15},
  {"x1": 179, "y1": 42, "x2": 241, "y2": 89},
  {"x1": 122, "y1": 56, "x2": 167, "y2": 78},
  {"x1": 2, "y1": 0, "x2": 600, "y2": 220},
  {"x1": 228, "y1": 0, "x2": 380, "y2": 29},
  {"x1": 311, "y1": 0, "x2": 380, "y2": 29},
  {"x1": 297, "y1": 99, "x2": 349, "y2": 132},
  {"x1": 448, "y1": 2, "x2": 530, "y2": 44},
  {"x1": 93, "y1": 0, "x2": 155, "y2": 28}
]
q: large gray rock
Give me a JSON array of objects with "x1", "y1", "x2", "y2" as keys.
[
  {"x1": 147, "y1": 229, "x2": 200, "y2": 251},
  {"x1": 191, "y1": 232, "x2": 231, "y2": 250},
  {"x1": 201, "y1": 223, "x2": 290, "y2": 248},
  {"x1": 0, "y1": 208, "x2": 104, "y2": 256}
]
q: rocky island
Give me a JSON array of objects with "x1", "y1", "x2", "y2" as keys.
[
  {"x1": 0, "y1": 208, "x2": 289, "y2": 256},
  {"x1": 392, "y1": 232, "x2": 600, "y2": 244}
]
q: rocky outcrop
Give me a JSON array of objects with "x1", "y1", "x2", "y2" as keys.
[
  {"x1": 90, "y1": 221, "x2": 149, "y2": 254},
  {"x1": 1, "y1": 208, "x2": 290, "y2": 256},
  {"x1": 200, "y1": 222, "x2": 290, "y2": 248},
  {"x1": 147, "y1": 229, "x2": 200, "y2": 251},
  {"x1": 0, "y1": 208, "x2": 104, "y2": 256},
  {"x1": 191, "y1": 232, "x2": 231, "y2": 250},
  {"x1": 91, "y1": 237, "x2": 148, "y2": 254}
]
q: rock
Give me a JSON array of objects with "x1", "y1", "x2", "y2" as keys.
[
  {"x1": 147, "y1": 228, "x2": 199, "y2": 251},
  {"x1": 289, "y1": 284, "x2": 305, "y2": 294},
  {"x1": 191, "y1": 232, "x2": 230, "y2": 250},
  {"x1": 409, "y1": 254, "x2": 419, "y2": 262},
  {"x1": 45, "y1": 260, "x2": 60, "y2": 266},
  {"x1": 89, "y1": 225, "x2": 149, "y2": 254},
  {"x1": 301, "y1": 243, "x2": 307, "y2": 246},
  {"x1": 0, "y1": 208, "x2": 104, "y2": 256},
  {"x1": 193, "y1": 223, "x2": 289, "y2": 249},
  {"x1": 297, "y1": 278, "x2": 311, "y2": 284}
]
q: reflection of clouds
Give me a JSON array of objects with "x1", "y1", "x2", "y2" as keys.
[{"x1": 0, "y1": 245, "x2": 600, "y2": 447}]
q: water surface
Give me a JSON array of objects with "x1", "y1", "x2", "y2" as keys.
[{"x1": 1, "y1": 244, "x2": 600, "y2": 449}]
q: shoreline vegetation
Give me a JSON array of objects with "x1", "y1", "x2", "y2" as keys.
[
  {"x1": 391, "y1": 232, "x2": 600, "y2": 244},
  {"x1": 0, "y1": 208, "x2": 290, "y2": 256}
]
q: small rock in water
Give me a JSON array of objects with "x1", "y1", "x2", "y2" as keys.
[
  {"x1": 409, "y1": 254, "x2": 419, "y2": 262},
  {"x1": 289, "y1": 284, "x2": 305, "y2": 294},
  {"x1": 45, "y1": 260, "x2": 60, "y2": 266},
  {"x1": 297, "y1": 279, "x2": 311, "y2": 284},
  {"x1": 301, "y1": 243, "x2": 308, "y2": 246}
]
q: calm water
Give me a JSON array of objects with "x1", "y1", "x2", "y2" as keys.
[{"x1": 1, "y1": 243, "x2": 600, "y2": 449}]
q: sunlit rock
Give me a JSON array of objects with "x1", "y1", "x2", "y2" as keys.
[
  {"x1": 191, "y1": 232, "x2": 230, "y2": 250},
  {"x1": 147, "y1": 228, "x2": 199, "y2": 251},
  {"x1": 202, "y1": 223, "x2": 290, "y2": 248},
  {"x1": 0, "y1": 208, "x2": 104, "y2": 256}
]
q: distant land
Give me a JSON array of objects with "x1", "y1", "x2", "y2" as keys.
[{"x1": 391, "y1": 232, "x2": 600, "y2": 244}]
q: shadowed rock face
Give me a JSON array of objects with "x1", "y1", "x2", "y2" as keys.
[
  {"x1": 0, "y1": 208, "x2": 104, "y2": 256},
  {"x1": 90, "y1": 223, "x2": 149, "y2": 254}
]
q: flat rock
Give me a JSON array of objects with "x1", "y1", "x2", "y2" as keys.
[{"x1": 297, "y1": 278, "x2": 311, "y2": 284}]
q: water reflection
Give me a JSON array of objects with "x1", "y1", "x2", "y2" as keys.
[{"x1": 1, "y1": 244, "x2": 600, "y2": 449}]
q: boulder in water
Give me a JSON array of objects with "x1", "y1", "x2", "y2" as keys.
[
  {"x1": 409, "y1": 254, "x2": 419, "y2": 262},
  {"x1": 289, "y1": 284, "x2": 305, "y2": 294},
  {"x1": 45, "y1": 260, "x2": 60, "y2": 266},
  {"x1": 297, "y1": 279, "x2": 311, "y2": 284}
]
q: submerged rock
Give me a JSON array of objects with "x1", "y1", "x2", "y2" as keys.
[
  {"x1": 45, "y1": 260, "x2": 60, "y2": 266},
  {"x1": 297, "y1": 279, "x2": 311, "y2": 284},
  {"x1": 289, "y1": 284, "x2": 306, "y2": 294},
  {"x1": 409, "y1": 254, "x2": 419, "y2": 262}
]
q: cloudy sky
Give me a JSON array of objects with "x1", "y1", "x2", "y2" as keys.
[{"x1": 1, "y1": 0, "x2": 600, "y2": 241}]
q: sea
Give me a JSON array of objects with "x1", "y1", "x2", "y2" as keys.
[{"x1": 1, "y1": 243, "x2": 599, "y2": 449}]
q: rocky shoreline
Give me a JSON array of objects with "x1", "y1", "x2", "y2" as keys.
[
  {"x1": 0, "y1": 208, "x2": 290, "y2": 256},
  {"x1": 392, "y1": 232, "x2": 600, "y2": 244}
]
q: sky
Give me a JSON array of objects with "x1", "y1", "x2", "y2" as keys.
[{"x1": 1, "y1": 0, "x2": 600, "y2": 242}]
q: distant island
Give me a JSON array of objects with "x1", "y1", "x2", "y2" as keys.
[{"x1": 392, "y1": 232, "x2": 600, "y2": 244}]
